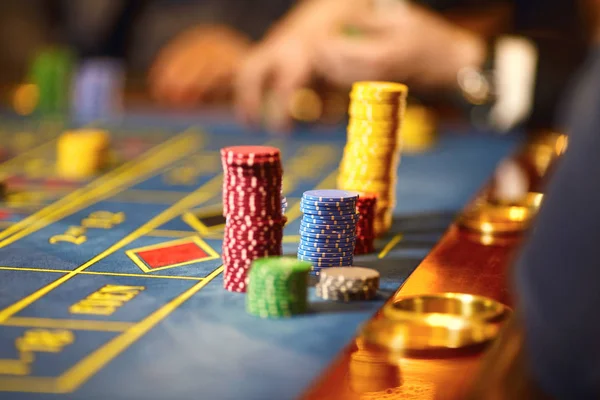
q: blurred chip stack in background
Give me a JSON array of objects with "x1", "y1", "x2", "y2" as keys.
[
  {"x1": 71, "y1": 58, "x2": 125, "y2": 123},
  {"x1": 28, "y1": 47, "x2": 74, "y2": 116}
]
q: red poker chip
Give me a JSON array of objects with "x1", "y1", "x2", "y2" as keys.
[
  {"x1": 223, "y1": 168, "x2": 283, "y2": 180},
  {"x1": 222, "y1": 242, "x2": 282, "y2": 253},
  {"x1": 222, "y1": 246, "x2": 282, "y2": 256},
  {"x1": 223, "y1": 235, "x2": 283, "y2": 245},
  {"x1": 221, "y1": 145, "x2": 280, "y2": 160},
  {"x1": 226, "y1": 216, "x2": 287, "y2": 226},
  {"x1": 224, "y1": 224, "x2": 284, "y2": 233},
  {"x1": 221, "y1": 151, "x2": 281, "y2": 163}
]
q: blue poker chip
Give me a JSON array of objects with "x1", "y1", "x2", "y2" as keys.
[
  {"x1": 298, "y1": 241, "x2": 355, "y2": 250},
  {"x1": 299, "y1": 229, "x2": 355, "y2": 240},
  {"x1": 302, "y1": 189, "x2": 359, "y2": 203},
  {"x1": 300, "y1": 207, "x2": 357, "y2": 217},
  {"x1": 300, "y1": 199, "x2": 356, "y2": 209},
  {"x1": 298, "y1": 252, "x2": 353, "y2": 261},
  {"x1": 300, "y1": 199, "x2": 356, "y2": 210},
  {"x1": 300, "y1": 221, "x2": 356, "y2": 231},
  {"x1": 300, "y1": 233, "x2": 355, "y2": 241},
  {"x1": 297, "y1": 249, "x2": 353, "y2": 258},
  {"x1": 298, "y1": 256, "x2": 353, "y2": 267},
  {"x1": 302, "y1": 214, "x2": 359, "y2": 223},
  {"x1": 298, "y1": 243, "x2": 354, "y2": 252},
  {"x1": 300, "y1": 224, "x2": 356, "y2": 235}
]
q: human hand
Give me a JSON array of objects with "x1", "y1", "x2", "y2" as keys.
[
  {"x1": 313, "y1": 2, "x2": 486, "y2": 92},
  {"x1": 149, "y1": 25, "x2": 250, "y2": 107},
  {"x1": 234, "y1": 0, "x2": 373, "y2": 132}
]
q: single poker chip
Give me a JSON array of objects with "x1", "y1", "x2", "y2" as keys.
[
  {"x1": 302, "y1": 214, "x2": 359, "y2": 224},
  {"x1": 300, "y1": 236, "x2": 355, "y2": 246},
  {"x1": 300, "y1": 221, "x2": 356, "y2": 230},
  {"x1": 221, "y1": 145, "x2": 281, "y2": 166},
  {"x1": 297, "y1": 248, "x2": 353, "y2": 258},
  {"x1": 298, "y1": 252, "x2": 353, "y2": 263},
  {"x1": 298, "y1": 243, "x2": 355, "y2": 252},
  {"x1": 299, "y1": 228, "x2": 355, "y2": 240},
  {"x1": 299, "y1": 199, "x2": 357, "y2": 209},
  {"x1": 299, "y1": 257, "x2": 353, "y2": 268},
  {"x1": 315, "y1": 284, "x2": 378, "y2": 302},
  {"x1": 300, "y1": 207, "x2": 357, "y2": 217},
  {"x1": 299, "y1": 204, "x2": 357, "y2": 214},
  {"x1": 300, "y1": 227, "x2": 356, "y2": 239},
  {"x1": 302, "y1": 189, "x2": 359, "y2": 203}
]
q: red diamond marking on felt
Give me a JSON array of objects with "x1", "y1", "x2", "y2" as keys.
[{"x1": 137, "y1": 242, "x2": 209, "y2": 269}]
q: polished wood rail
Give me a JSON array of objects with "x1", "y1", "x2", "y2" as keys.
[{"x1": 301, "y1": 132, "x2": 565, "y2": 400}]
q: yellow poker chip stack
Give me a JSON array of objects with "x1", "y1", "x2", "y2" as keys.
[
  {"x1": 56, "y1": 129, "x2": 110, "y2": 179},
  {"x1": 338, "y1": 81, "x2": 408, "y2": 236},
  {"x1": 401, "y1": 105, "x2": 437, "y2": 153}
]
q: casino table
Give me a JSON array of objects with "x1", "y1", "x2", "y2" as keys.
[{"x1": 0, "y1": 110, "x2": 522, "y2": 400}]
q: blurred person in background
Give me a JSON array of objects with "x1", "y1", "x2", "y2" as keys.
[
  {"x1": 234, "y1": 0, "x2": 589, "y2": 132},
  {"x1": 0, "y1": 0, "x2": 296, "y2": 105}
]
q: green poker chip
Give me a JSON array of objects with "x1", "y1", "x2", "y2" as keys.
[{"x1": 246, "y1": 257, "x2": 311, "y2": 318}]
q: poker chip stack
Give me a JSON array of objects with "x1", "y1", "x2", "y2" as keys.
[
  {"x1": 221, "y1": 146, "x2": 286, "y2": 292},
  {"x1": 354, "y1": 193, "x2": 377, "y2": 255},
  {"x1": 337, "y1": 81, "x2": 408, "y2": 237},
  {"x1": 71, "y1": 58, "x2": 125, "y2": 122},
  {"x1": 246, "y1": 256, "x2": 312, "y2": 318},
  {"x1": 29, "y1": 47, "x2": 73, "y2": 115},
  {"x1": 315, "y1": 267, "x2": 380, "y2": 302},
  {"x1": 298, "y1": 189, "x2": 359, "y2": 274}
]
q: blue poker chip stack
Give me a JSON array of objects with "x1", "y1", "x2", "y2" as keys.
[
  {"x1": 298, "y1": 189, "x2": 359, "y2": 274},
  {"x1": 71, "y1": 58, "x2": 124, "y2": 123}
]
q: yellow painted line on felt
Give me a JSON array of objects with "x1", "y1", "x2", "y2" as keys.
[
  {"x1": 282, "y1": 235, "x2": 300, "y2": 243},
  {"x1": 0, "y1": 174, "x2": 222, "y2": 323},
  {"x1": 0, "y1": 130, "x2": 203, "y2": 248},
  {"x1": 147, "y1": 229, "x2": 196, "y2": 238},
  {"x1": 0, "y1": 137, "x2": 57, "y2": 173},
  {"x1": 56, "y1": 265, "x2": 224, "y2": 393},
  {"x1": 0, "y1": 266, "x2": 204, "y2": 281},
  {"x1": 2, "y1": 317, "x2": 134, "y2": 332},
  {"x1": 0, "y1": 376, "x2": 59, "y2": 393},
  {"x1": 378, "y1": 233, "x2": 403, "y2": 259},
  {"x1": 182, "y1": 210, "x2": 210, "y2": 235},
  {"x1": 112, "y1": 189, "x2": 191, "y2": 204}
]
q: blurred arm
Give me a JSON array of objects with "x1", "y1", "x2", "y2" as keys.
[{"x1": 514, "y1": 47, "x2": 600, "y2": 399}]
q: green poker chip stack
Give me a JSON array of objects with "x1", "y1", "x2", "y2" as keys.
[
  {"x1": 28, "y1": 47, "x2": 74, "y2": 115},
  {"x1": 246, "y1": 257, "x2": 312, "y2": 318}
]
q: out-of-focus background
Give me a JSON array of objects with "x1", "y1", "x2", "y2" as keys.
[{"x1": 0, "y1": 0, "x2": 597, "y2": 134}]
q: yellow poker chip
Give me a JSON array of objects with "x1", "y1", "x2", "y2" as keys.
[
  {"x1": 56, "y1": 129, "x2": 111, "y2": 179},
  {"x1": 348, "y1": 118, "x2": 399, "y2": 131},
  {"x1": 351, "y1": 81, "x2": 409, "y2": 102},
  {"x1": 349, "y1": 102, "x2": 405, "y2": 120},
  {"x1": 401, "y1": 105, "x2": 437, "y2": 153}
]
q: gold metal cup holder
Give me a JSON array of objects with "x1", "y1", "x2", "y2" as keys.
[
  {"x1": 361, "y1": 293, "x2": 510, "y2": 358},
  {"x1": 458, "y1": 192, "x2": 542, "y2": 235}
]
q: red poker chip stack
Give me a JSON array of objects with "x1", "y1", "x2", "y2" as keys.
[
  {"x1": 221, "y1": 146, "x2": 286, "y2": 292},
  {"x1": 354, "y1": 193, "x2": 377, "y2": 255}
]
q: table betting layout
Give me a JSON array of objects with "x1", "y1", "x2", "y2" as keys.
[{"x1": 0, "y1": 110, "x2": 521, "y2": 399}]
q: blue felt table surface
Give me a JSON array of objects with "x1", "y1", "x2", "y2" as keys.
[{"x1": 0, "y1": 114, "x2": 521, "y2": 400}]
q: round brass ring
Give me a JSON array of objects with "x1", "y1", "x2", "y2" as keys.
[
  {"x1": 458, "y1": 201, "x2": 535, "y2": 234},
  {"x1": 383, "y1": 293, "x2": 509, "y2": 323},
  {"x1": 360, "y1": 293, "x2": 510, "y2": 354}
]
